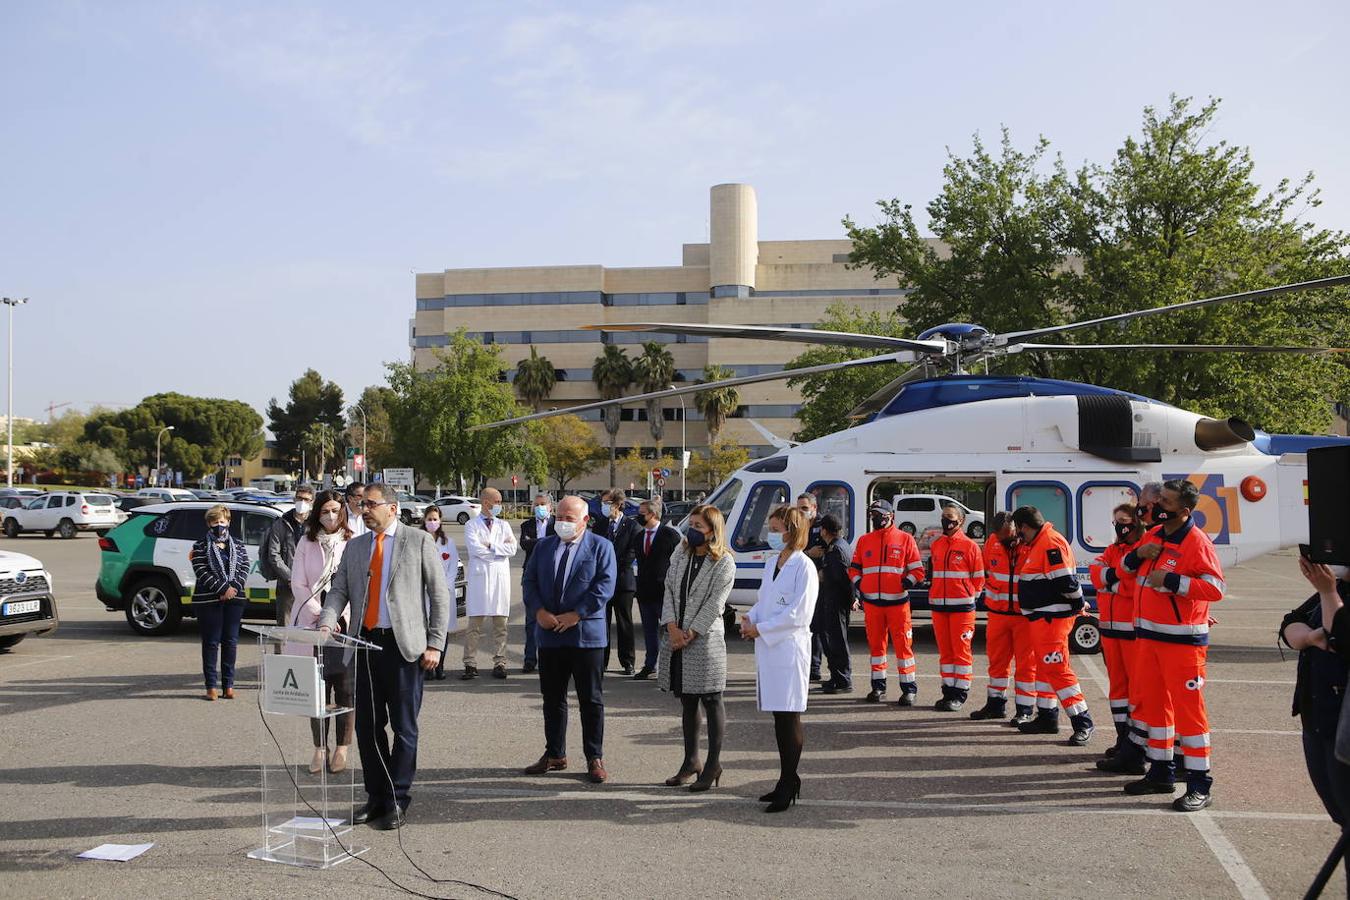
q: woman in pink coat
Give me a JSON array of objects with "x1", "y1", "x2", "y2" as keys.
[{"x1": 288, "y1": 489, "x2": 353, "y2": 774}]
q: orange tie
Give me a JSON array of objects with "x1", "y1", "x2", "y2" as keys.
[{"x1": 363, "y1": 533, "x2": 386, "y2": 630}]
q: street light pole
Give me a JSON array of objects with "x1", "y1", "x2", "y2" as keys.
[
  {"x1": 353, "y1": 404, "x2": 367, "y2": 480},
  {"x1": 155, "y1": 425, "x2": 175, "y2": 486},
  {"x1": 3, "y1": 297, "x2": 28, "y2": 489},
  {"x1": 669, "y1": 385, "x2": 686, "y2": 500}
]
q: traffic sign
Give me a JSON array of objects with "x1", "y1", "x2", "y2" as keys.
[
  {"x1": 660, "y1": 467, "x2": 672, "y2": 478},
  {"x1": 651, "y1": 467, "x2": 663, "y2": 477},
  {"x1": 346, "y1": 447, "x2": 356, "y2": 459},
  {"x1": 655, "y1": 477, "x2": 666, "y2": 487},
  {"x1": 511, "y1": 474, "x2": 519, "y2": 487},
  {"x1": 353, "y1": 453, "x2": 365, "y2": 473}
]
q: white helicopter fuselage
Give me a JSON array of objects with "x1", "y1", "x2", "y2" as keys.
[{"x1": 707, "y1": 378, "x2": 1338, "y2": 612}]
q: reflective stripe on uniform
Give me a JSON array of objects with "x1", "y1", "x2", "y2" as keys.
[
  {"x1": 1179, "y1": 733, "x2": 1211, "y2": 748},
  {"x1": 1137, "y1": 617, "x2": 1209, "y2": 637}
]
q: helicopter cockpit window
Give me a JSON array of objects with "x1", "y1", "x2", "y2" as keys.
[
  {"x1": 707, "y1": 478, "x2": 743, "y2": 523},
  {"x1": 806, "y1": 482, "x2": 852, "y2": 541},
  {"x1": 732, "y1": 481, "x2": 790, "y2": 551}
]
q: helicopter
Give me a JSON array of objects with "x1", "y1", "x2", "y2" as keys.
[{"x1": 477, "y1": 275, "x2": 1350, "y2": 653}]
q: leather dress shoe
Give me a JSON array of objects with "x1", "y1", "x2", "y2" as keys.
[
  {"x1": 353, "y1": 802, "x2": 388, "y2": 825},
  {"x1": 205, "y1": 688, "x2": 217, "y2": 701},
  {"x1": 524, "y1": 754, "x2": 568, "y2": 775},
  {"x1": 821, "y1": 681, "x2": 853, "y2": 694},
  {"x1": 633, "y1": 667, "x2": 655, "y2": 680},
  {"x1": 222, "y1": 687, "x2": 235, "y2": 700},
  {"x1": 370, "y1": 808, "x2": 405, "y2": 830},
  {"x1": 522, "y1": 661, "x2": 537, "y2": 674},
  {"x1": 587, "y1": 758, "x2": 608, "y2": 784},
  {"x1": 620, "y1": 665, "x2": 635, "y2": 676}
]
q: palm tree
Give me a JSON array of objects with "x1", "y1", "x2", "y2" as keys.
[
  {"x1": 591, "y1": 344, "x2": 633, "y2": 487},
  {"x1": 693, "y1": 364, "x2": 740, "y2": 445},
  {"x1": 514, "y1": 346, "x2": 557, "y2": 411},
  {"x1": 632, "y1": 340, "x2": 675, "y2": 448}
]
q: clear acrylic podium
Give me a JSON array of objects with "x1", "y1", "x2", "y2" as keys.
[{"x1": 243, "y1": 624, "x2": 378, "y2": 869}]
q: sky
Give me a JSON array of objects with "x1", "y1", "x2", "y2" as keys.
[{"x1": 2, "y1": 0, "x2": 1347, "y2": 424}]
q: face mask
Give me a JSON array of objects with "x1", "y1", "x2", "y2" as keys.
[
  {"x1": 295, "y1": 500, "x2": 312, "y2": 518},
  {"x1": 766, "y1": 531, "x2": 786, "y2": 551},
  {"x1": 600, "y1": 502, "x2": 613, "y2": 517},
  {"x1": 941, "y1": 520, "x2": 960, "y2": 534},
  {"x1": 320, "y1": 511, "x2": 341, "y2": 529},
  {"x1": 798, "y1": 507, "x2": 814, "y2": 520},
  {"x1": 1154, "y1": 507, "x2": 1178, "y2": 523},
  {"x1": 535, "y1": 505, "x2": 549, "y2": 519},
  {"x1": 869, "y1": 514, "x2": 890, "y2": 531},
  {"x1": 1332, "y1": 565, "x2": 1350, "y2": 580},
  {"x1": 1114, "y1": 522, "x2": 1136, "y2": 541},
  {"x1": 686, "y1": 527, "x2": 707, "y2": 548},
  {"x1": 554, "y1": 520, "x2": 579, "y2": 540},
  {"x1": 489, "y1": 504, "x2": 502, "y2": 517},
  {"x1": 424, "y1": 519, "x2": 440, "y2": 532},
  {"x1": 211, "y1": 523, "x2": 229, "y2": 539},
  {"x1": 1136, "y1": 504, "x2": 1154, "y2": 521}
]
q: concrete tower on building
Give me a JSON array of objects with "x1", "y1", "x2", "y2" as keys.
[{"x1": 411, "y1": 183, "x2": 917, "y2": 494}]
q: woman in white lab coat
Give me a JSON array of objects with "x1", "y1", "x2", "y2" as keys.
[{"x1": 742, "y1": 505, "x2": 818, "y2": 813}]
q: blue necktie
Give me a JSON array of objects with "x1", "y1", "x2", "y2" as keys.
[{"x1": 552, "y1": 541, "x2": 573, "y2": 610}]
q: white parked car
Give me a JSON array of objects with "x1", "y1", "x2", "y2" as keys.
[
  {"x1": 3, "y1": 491, "x2": 120, "y2": 539},
  {"x1": 889, "y1": 493, "x2": 987, "y2": 540},
  {"x1": 432, "y1": 495, "x2": 481, "y2": 525},
  {"x1": 0, "y1": 547, "x2": 57, "y2": 650},
  {"x1": 136, "y1": 487, "x2": 198, "y2": 503}
]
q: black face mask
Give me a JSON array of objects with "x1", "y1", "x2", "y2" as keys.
[
  {"x1": 685, "y1": 527, "x2": 706, "y2": 548},
  {"x1": 941, "y1": 520, "x2": 960, "y2": 534},
  {"x1": 1136, "y1": 503, "x2": 1154, "y2": 521},
  {"x1": 1154, "y1": 506, "x2": 1180, "y2": 523},
  {"x1": 870, "y1": 514, "x2": 890, "y2": 531},
  {"x1": 1114, "y1": 522, "x2": 1137, "y2": 541}
]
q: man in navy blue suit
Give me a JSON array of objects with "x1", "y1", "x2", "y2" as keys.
[{"x1": 521, "y1": 495, "x2": 618, "y2": 783}]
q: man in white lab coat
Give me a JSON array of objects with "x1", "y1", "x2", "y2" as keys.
[{"x1": 462, "y1": 487, "x2": 518, "y2": 679}]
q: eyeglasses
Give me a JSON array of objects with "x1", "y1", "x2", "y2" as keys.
[{"x1": 359, "y1": 499, "x2": 393, "y2": 509}]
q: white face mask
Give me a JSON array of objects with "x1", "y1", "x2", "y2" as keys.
[
  {"x1": 554, "y1": 520, "x2": 579, "y2": 541},
  {"x1": 294, "y1": 500, "x2": 312, "y2": 518},
  {"x1": 320, "y1": 511, "x2": 341, "y2": 530},
  {"x1": 1332, "y1": 565, "x2": 1350, "y2": 580},
  {"x1": 424, "y1": 519, "x2": 440, "y2": 533},
  {"x1": 486, "y1": 503, "x2": 502, "y2": 517}
]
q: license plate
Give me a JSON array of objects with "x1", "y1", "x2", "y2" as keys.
[{"x1": 3, "y1": 599, "x2": 41, "y2": 616}]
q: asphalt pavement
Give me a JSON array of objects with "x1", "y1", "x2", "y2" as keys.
[{"x1": 0, "y1": 528, "x2": 1340, "y2": 899}]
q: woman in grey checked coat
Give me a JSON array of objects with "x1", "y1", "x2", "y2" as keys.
[{"x1": 658, "y1": 504, "x2": 736, "y2": 793}]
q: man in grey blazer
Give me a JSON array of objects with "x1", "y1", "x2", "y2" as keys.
[{"x1": 320, "y1": 482, "x2": 450, "y2": 830}]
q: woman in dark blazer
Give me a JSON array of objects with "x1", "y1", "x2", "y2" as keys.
[
  {"x1": 191, "y1": 504, "x2": 250, "y2": 701},
  {"x1": 658, "y1": 505, "x2": 736, "y2": 792}
]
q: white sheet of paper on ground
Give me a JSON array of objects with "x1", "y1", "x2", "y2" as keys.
[
  {"x1": 278, "y1": 816, "x2": 345, "y2": 830},
  {"x1": 78, "y1": 843, "x2": 154, "y2": 862}
]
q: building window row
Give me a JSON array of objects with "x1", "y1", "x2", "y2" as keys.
[
  {"x1": 417, "y1": 290, "x2": 718, "y2": 310},
  {"x1": 751, "y1": 288, "x2": 908, "y2": 297}
]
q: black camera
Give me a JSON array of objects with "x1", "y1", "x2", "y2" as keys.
[{"x1": 1307, "y1": 445, "x2": 1350, "y2": 564}]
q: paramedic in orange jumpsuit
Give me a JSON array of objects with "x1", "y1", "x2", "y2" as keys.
[
  {"x1": 1012, "y1": 506, "x2": 1094, "y2": 747},
  {"x1": 928, "y1": 505, "x2": 985, "y2": 711},
  {"x1": 1118, "y1": 479, "x2": 1225, "y2": 813},
  {"x1": 1089, "y1": 503, "x2": 1145, "y2": 769},
  {"x1": 970, "y1": 512, "x2": 1037, "y2": 725},
  {"x1": 849, "y1": 499, "x2": 925, "y2": 706}
]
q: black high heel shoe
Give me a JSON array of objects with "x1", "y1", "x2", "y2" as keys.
[
  {"x1": 689, "y1": 766, "x2": 722, "y2": 792},
  {"x1": 764, "y1": 775, "x2": 801, "y2": 813},
  {"x1": 758, "y1": 781, "x2": 782, "y2": 803},
  {"x1": 664, "y1": 763, "x2": 702, "y2": 787}
]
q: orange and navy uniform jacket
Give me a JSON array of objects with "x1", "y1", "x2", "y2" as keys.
[
  {"x1": 928, "y1": 530, "x2": 985, "y2": 613},
  {"x1": 1014, "y1": 523, "x2": 1084, "y2": 620},
  {"x1": 1120, "y1": 519, "x2": 1225, "y2": 646},
  {"x1": 982, "y1": 537, "x2": 1019, "y2": 614},
  {"x1": 849, "y1": 526, "x2": 924, "y2": 606},
  {"x1": 1089, "y1": 538, "x2": 1140, "y2": 640}
]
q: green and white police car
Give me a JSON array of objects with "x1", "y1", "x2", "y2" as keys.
[{"x1": 97, "y1": 500, "x2": 467, "y2": 636}]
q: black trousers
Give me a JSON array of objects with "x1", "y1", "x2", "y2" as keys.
[
  {"x1": 605, "y1": 589, "x2": 635, "y2": 671},
  {"x1": 539, "y1": 647, "x2": 605, "y2": 761},
  {"x1": 1303, "y1": 728, "x2": 1350, "y2": 894},
  {"x1": 355, "y1": 630, "x2": 424, "y2": 812},
  {"x1": 811, "y1": 594, "x2": 852, "y2": 685}
]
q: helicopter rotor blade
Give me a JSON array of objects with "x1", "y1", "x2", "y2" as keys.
[
  {"x1": 996, "y1": 274, "x2": 1350, "y2": 345},
  {"x1": 1004, "y1": 342, "x2": 1349, "y2": 355},
  {"x1": 580, "y1": 322, "x2": 948, "y2": 355},
  {"x1": 469, "y1": 351, "x2": 916, "y2": 431}
]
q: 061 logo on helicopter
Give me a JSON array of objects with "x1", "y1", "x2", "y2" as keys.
[{"x1": 1164, "y1": 472, "x2": 1242, "y2": 544}]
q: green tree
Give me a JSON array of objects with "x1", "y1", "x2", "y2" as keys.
[
  {"x1": 301, "y1": 423, "x2": 340, "y2": 479},
  {"x1": 84, "y1": 394, "x2": 263, "y2": 476},
  {"x1": 591, "y1": 344, "x2": 633, "y2": 487},
  {"x1": 514, "y1": 346, "x2": 558, "y2": 411},
  {"x1": 784, "y1": 304, "x2": 914, "y2": 442},
  {"x1": 687, "y1": 441, "x2": 750, "y2": 491},
  {"x1": 616, "y1": 446, "x2": 678, "y2": 490},
  {"x1": 267, "y1": 370, "x2": 345, "y2": 469},
  {"x1": 632, "y1": 341, "x2": 675, "y2": 448},
  {"x1": 843, "y1": 96, "x2": 1350, "y2": 434},
  {"x1": 528, "y1": 414, "x2": 603, "y2": 494},
  {"x1": 386, "y1": 330, "x2": 534, "y2": 491},
  {"x1": 692, "y1": 364, "x2": 741, "y2": 445}
]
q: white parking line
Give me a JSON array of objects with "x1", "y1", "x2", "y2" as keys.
[{"x1": 1077, "y1": 655, "x2": 1269, "y2": 898}]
